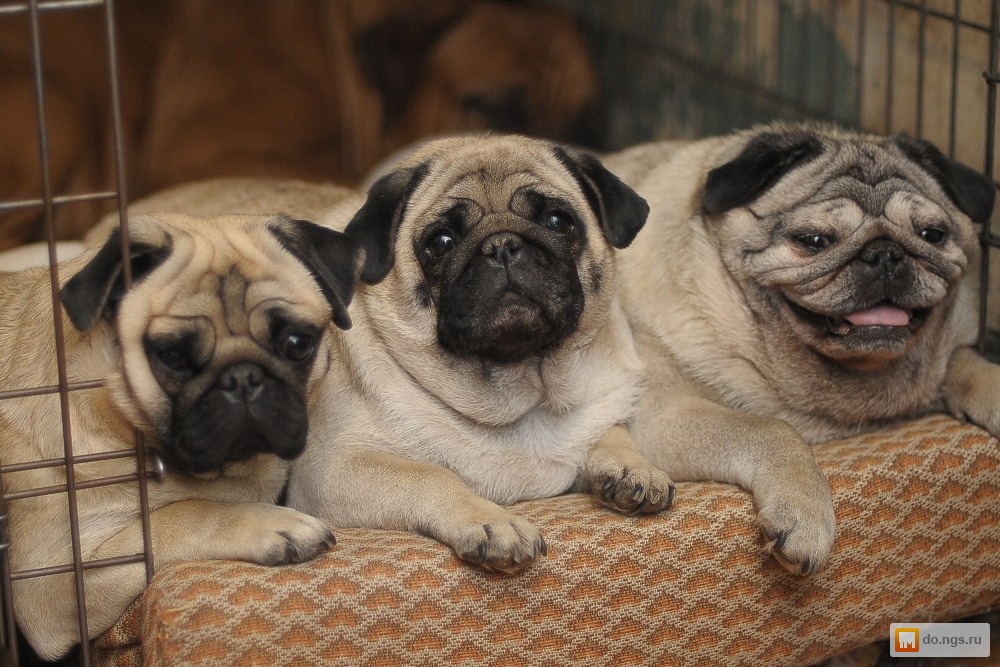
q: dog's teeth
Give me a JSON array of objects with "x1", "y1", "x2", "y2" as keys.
[{"x1": 826, "y1": 317, "x2": 851, "y2": 336}]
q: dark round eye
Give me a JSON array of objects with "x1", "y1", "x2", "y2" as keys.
[
  {"x1": 919, "y1": 227, "x2": 946, "y2": 244},
  {"x1": 280, "y1": 332, "x2": 316, "y2": 362},
  {"x1": 543, "y1": 210, "x2": 574, "y2": 235},
  {"x1": 157, "y1": 348, "x2": 191, "y2": 373},
  {"x1": 796, "y1": 234, "x2": 831, "y2": 252},
  {"x1": 425, "y1": 231, "x2": 455, "y2": 259}
]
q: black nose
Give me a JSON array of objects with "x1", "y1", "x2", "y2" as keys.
[
  {"x1": 860, "y1": 238, "x2": 905, "y2": 273},
  {"x1": 216, "y1": 362, "x2": 265, "y2": 402},
  {"x1": 480, "y1": 232, "x2": 524, "y2": 265}
]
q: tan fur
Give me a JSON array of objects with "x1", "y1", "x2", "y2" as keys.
[
  {"x1": 83, "y1": 178, "x2": 366, "y2": 247},
  {"x1": 0, "y1": 212, "x2": 349, "y2": 659},
  {"x1": 605, "y1": 122, "x2": 997, "y2": 575},
  {"x1": 77, "y1": 161, "x2": 670, "y2": 572},
  {"x1": 0, "y1": 242, "x2": 85, "y2": 272},
  {"x1": 281, "y1": 135, "x2": 672, "y2": 573}
]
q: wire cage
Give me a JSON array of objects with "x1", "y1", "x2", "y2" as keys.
[
  {"x1": 0, "y1": 0, "x2": 154, "y2": 665},
  {"x1": 0, "y1": 0, "x2": 997, "y2": 665}
]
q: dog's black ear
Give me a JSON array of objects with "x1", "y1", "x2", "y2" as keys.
[
  {"x1": 354, "y1": 11, "x2": 460, "y2": 129},
  {"x1": 703, "y1": 131, "x2": 823, "y2": 215},
  {"x1": 344, "y1": 163, "x2": 429, "y2": 284},
  {"x1": 893, "y1": 134, "x2": 996, "y2": 223},
  {"x1": 60, "y1": 228, "x2": 172, "y2": 331},
  {"x1": 554, "y1": 147, "x2": 649, "y2": 249},
  {"x1": 269, "y1": 218, "x2": 362, "y2": 331}
]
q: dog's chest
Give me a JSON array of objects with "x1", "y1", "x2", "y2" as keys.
[
  {"x1": 437, "y1": 408, "x2": 595, "y2": 505},
  {"x1": 388, "y1": 371, "x2": 640, "y2": 505},
  {"x1": 362, "y1": 309, "x2": 645, "y2": 505}
]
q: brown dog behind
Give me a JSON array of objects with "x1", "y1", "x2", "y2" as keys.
[{"x1": 0, "y1": 0, "x2": 599, "y2": 250}]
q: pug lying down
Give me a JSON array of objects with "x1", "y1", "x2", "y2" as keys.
[
  {"x1": 286, "y1": 134, "x2": 675, "y2": 573},
  {"x1": 605, "y1": 122, "x2": 998, "y2": 575},
  {"x1": 1, "y1": 211, "x2": 358, "y2": 659}
]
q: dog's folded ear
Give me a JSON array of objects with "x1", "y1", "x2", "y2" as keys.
[
  {"x1": 554, "y1": 147, "x2": 650, "y2": 249},
  {"x1": 269, "y1": 217, "x2": 361, "y2": 331},
  {"x1": 345, "y1": 163, "x2": 429, "y2": 284},
  {"x1": 703, "y1": 131, "x2": 824, "y2": 215},
  {"x1": 60, "y1": 227, "x2": 171, "y2": 332},
  {"x1": 893, "y1": 134, "x2": 996, "y2": 223}
]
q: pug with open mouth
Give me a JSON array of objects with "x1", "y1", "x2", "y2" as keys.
[
  {"x1": 286, "y1": 134, "x2": 674, "y2": 574},
  {"x1": 0, "y1": 212, "x2": 358, "y2": 659},
  {"x1": 604, "y1": 122, "x2": 997, "y2": 575}
]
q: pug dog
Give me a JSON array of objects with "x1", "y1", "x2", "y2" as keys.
[
  {"x1": 603, "y1": 122, "x2": 997, "y2": 575},
  {"x1": 0, "y1": 212, "x2": 358, "y2": 659},
  {"x1": 286, "y1": 134, "x2": 674, "y2": 574}
]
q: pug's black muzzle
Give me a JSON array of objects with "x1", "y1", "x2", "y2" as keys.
[
  {"x1": 436, "y1": 225, "x2": 584, "y2": 363},
  {"x1": 852, "y1": 238, "x2": 916, "y2": 302},
  {"x1": 164, "y1": 362, "x2": 308, "y2": 473}
]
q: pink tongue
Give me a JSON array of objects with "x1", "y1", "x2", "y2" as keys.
[{"x1": 844, "y1": 305, "x2": 911, "y2": 327}]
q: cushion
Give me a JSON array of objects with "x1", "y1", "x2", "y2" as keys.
[{"x1": 93, "y1": 415, "x2": 1000, "y2": 666}]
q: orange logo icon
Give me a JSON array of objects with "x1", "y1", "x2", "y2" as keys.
[{"x1": 895, "y1": 627, "x2": 920, "y2": 653}]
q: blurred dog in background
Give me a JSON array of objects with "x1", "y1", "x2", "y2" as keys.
[{"x1": 0, "y1": 0, "x2": 600, "y2": 250}]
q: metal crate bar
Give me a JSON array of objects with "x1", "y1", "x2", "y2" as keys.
[
  {"x1": 981, "y1": 0, "x2": 1000, "y2": 353},
  {"x1": 1, "y1": 448, "x2": 154, "y2": 475},
  {"x1": 4, "y1": 472, "x2": 150, "y2": 503},
  {"x1": 103, "y1": 0, "x2": 155, "y2": 589},
  {"x1": 25, "y1": 0, "x2": 93, "y2": 657},
  {"x1": 0, "y1": 0, "x2": 103, "y2": 16},
  {"x1": 10, "y1": 553, "x2": 148, "y2": 583},
  {"x1": 0, "y1": 0, "x2": 151, "y2": 662},
  {"x1": 0, "y1": 380, "x2": 104, "y2": 401},
  {"x1": 0, "y1": 191, "x2": 119, "y2": 214}
]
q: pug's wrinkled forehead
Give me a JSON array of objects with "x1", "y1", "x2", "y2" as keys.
[
  {"x1": 127, "y1": 214, "x2": 334, "y2": 324},
  {"x1": 710, "y1": 125, "x2": 995, "y2": 227},
  {"x1": 345, "y1": 134, "x2": 649, "y2": 285},
  {"x1": 62, "y1": 212, "x2": 360, "y2": 337},
  {"x1": 400, "y1": 135, "x2": 586, "y2": 224},
  {"x1": 789, "y1": 141, "x2": 956, "y2": 218}
]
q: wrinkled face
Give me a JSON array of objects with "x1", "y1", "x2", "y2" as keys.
[
  {"x1": 338, "y1": 136, "x2": 646, "y2": 426},
  {"x1": 412, "y1": 170, "x2": 592, "y2": 363},
  {"x1": 133, "y1": 272, "x2": 329, "y2": 472},
  {"x1": 714, "y1": 137, "x2": 983, "y2": 371},
  {"x1": 345, "y1": 135, "x2": 648, "y2": 373},
  {"x1": 63, "y1": 213, "x2": 358, "y2": 473}
]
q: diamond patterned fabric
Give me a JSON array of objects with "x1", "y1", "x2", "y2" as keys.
[{"x1": 93, "y1": 416, "x2": 1000, "y2": 666}]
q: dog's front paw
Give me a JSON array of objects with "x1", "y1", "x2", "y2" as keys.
[
  {"x1": 445, "y1": 508, "x2": 546, "y2": 575},
  {"x1": 943, "y1": 348, "x2": 1000, "y2": 436},
  {"x1": 251, "y1": 505, "x2": 337, "y2": 566},
  {"x1": 757, "y1": 489, "x2": 835, "y2": 576},
  {"x1": 583, "y1": 424, "x2": 675, "y2": 515},
  {"x1": 591, "y1": 462, "x2": 675, "y2": 515}
]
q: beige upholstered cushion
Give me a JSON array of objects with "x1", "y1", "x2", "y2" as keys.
[{"x1": 93, "y1": 415, "x2": 1000, "y2": 666}]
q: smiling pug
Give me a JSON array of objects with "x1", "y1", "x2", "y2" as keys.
[
  {"x1": 0, "y1": 211, "x2": 358, "y2": 659},
  {"x1": 287, "y1": 134, "x2": 674, "y2": 573},
  {"x1": 605, "y1": 122, "x2": 998, "y2": 575}
]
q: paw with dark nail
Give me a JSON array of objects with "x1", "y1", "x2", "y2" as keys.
[{"x1": 592, "y1": 465, "x2": 674, "y2": 515}]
